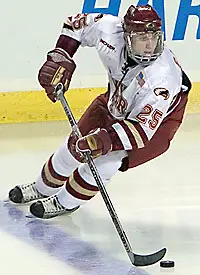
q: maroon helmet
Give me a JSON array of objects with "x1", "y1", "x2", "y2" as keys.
[{"x1": 123, "y1": 5, "x2": 164, "y2": 66}]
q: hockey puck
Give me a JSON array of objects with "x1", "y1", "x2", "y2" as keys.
[{"x1": 160, "y1": 260, "x2": 175, "y2": 268}]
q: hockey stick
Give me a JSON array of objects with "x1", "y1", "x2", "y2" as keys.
[{"x1": 55, "y1": 83, "x2": 167, "y2": 267}]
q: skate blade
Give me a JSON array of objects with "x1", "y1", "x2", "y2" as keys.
[
  {"x1": 4, "y1": 199, "x2": 10, "y2": 203},
  {"x1": 26, "y1": 213, "x2": 37, "y2": 219}
]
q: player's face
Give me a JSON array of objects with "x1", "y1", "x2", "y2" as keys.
[{"x1": 131, "y1": 32, "x2": 158, "y2": 56}]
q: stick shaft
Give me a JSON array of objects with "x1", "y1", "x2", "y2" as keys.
[{"x1": 56, "y1": 84, "x2": 134, "y2": 263}]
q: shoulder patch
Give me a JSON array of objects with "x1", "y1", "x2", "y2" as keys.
[
  {"x1": 64, "y1": 14, "x2": 88, "y2": 31},
  {"x1": 153, "y1": 88, "x2": 169, "y2": 100},
  {"x1": 136, "y1": 72, "x2": 145, "y2": 87}
]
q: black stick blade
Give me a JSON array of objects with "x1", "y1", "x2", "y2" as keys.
[{"x1": 133, "y1": 247, "x2": 167, "y2": 266}]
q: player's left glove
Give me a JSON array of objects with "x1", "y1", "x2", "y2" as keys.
[{"x1": 68, "y1": 128, "x2": 112, "y2": 162}]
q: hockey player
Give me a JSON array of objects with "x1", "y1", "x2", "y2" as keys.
[{"x1": 8, "y1": 5, "x2": 191, "y2": 219}]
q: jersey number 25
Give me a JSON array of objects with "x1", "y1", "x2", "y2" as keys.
[{"x1": 136, "y1": 104, "x2": 163, "y2": 130}]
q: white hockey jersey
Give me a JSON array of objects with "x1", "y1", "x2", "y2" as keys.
[{"x1": 60, "y1": 13, "x2": 183, "y2": 149}]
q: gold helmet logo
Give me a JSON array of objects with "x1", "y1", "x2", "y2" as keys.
[{"x1": 146, "y1": 22, "x2": 156, "y2": 31}]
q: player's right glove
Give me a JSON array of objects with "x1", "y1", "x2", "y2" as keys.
[
  {"x1": 68, "y1": 128, "x2": 113, "y2": 163},
  {"x1": 38, "y1": 48, "x2": 76, "y2": 102}
]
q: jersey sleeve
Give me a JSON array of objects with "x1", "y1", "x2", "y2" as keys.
[
  {"x1": 134, "y1": 83, "x2": 181, "y2": 137},
  {"x1": 110, "y1": 77, "x2": 182, "y2": 151},
  {"x1": 60, "y1": 13, "x2": 105, "y2": 47}
]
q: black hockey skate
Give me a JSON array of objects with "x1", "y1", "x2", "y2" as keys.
[
  {"x1": 30, "y1": 195, "x2": 80, "y2": 219},
  {"x1": 8, "y1": 182, "x2": 46, "y2": 203}
]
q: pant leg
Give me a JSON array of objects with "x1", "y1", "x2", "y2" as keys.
[
  {"x1": 35, "y1": 93, "x2": 113, "y2": 196},
  {"x1": 35, "y1": 137, "x2": 81, "y2": 196},
  {"x1": 57, "y1": 150, "x2": 127, "y2": 209},
  {"x1": 77, "y1": 92, "x2": 113, "y2": 135}
]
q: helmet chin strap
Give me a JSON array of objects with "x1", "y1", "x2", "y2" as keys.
[{"x1": 124, "y1": 47, "x2": 138, "y2": 68}]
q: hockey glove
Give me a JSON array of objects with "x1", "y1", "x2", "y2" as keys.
[
  {"x1": 68, "y1": 128, "x2": 112, "y2": 163},
  {"x1": 38, "y1": 48, "x2": 76, "y2": 102},
  {"x1": 68, "y1": 131, "x2": 85, "y2": 163}
]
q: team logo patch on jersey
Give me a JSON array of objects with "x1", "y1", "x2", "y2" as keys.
[
  {"x1": 154, "y1": 88, "x2": 169, "y2": 100},
  {"x1": 136, "y1": 72, "x2": 145, "y2": 87}
]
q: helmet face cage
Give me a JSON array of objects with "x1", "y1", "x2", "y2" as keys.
[
  {"x1": 123, "y1": 5, "x2": 164, "y2": 66},
  {"x1": 124, "y1": 30, "x2": 164, "y2": 66}
]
